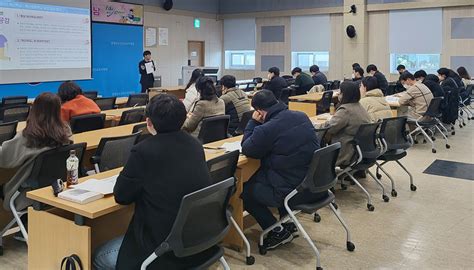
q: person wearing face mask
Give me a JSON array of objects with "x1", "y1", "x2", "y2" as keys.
[
  {"x1": 398, "y1": 72, "x2": 433, "y2": 121},
  {"x1": 413, "y1": 70, "x2": 445, "y2": 98},
  {"x1": 265, "y1": 66, "x2": 288, "y2": 99},
  {"x1": 240, "y1": 90, "x2": 323, "y2": 251},
  {"x1": 219, "y1": 75, "x2": 252, "y2": 135},
  {"x1": 93, "y1": 94, "x2": 213, "y2": 270},
  {"x1": 352, "y1": 66, "x2": 364, "y2": 84}
]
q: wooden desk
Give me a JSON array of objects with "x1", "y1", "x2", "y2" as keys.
[
  {"x1": 72, "y1": 122, "x2": 143, "y2": 151},
  {"x1": 102, "y1": 106, "x2": 145, "y2": 122},
  {"x1": 149, "y1": 86, "x2": 186, "y2": 99},
  {"x1": 385, "y1": 95, "x2": 402, "y2": 117},
  {"x1": 28, "y1": 97, "x2": 129, "y2": 106},
  {"x1": 26, "y1": 136, "x2": 259, "y2": 269},
  {"x1": 288, "y1": 91, "x2": 340, "y2": 117}
]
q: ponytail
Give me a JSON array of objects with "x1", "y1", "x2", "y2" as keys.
[{"x1": 196, "y1": 76, "x2": 217, "y2": 101}]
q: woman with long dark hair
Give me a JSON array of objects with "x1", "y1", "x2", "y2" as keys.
[
  {"x1": 182, "y1": 68, "x2": 204, "y2": 112},
  {"x1": 457, "y1": 66, "x2": 472, "y2": 88}
]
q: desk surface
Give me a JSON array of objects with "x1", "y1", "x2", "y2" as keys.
[
  {"x1": 289, "y1": 90, "x2": 340, "y2": 102},
  {"x1": 27, "y1": 136, "x2": 247, "y2": 219},
  {"x1": 28, "y1": 96, "x2": 128, "y2": 105},
  {"x1": 149, "y1": 86, "x2": 185, "y2": 92},
  {"x1": 73, "y1": 122, "x2": 143, "y2": 151}
]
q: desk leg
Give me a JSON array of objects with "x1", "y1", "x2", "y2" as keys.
[
  {"x1": 223, "y1": 159, "x2": 260, "y2": 251},
  {"x1": 289, "y1": 102, "x2": 317, "y2": 117}
]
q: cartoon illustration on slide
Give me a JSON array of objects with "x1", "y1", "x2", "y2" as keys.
[{"x1": 0, "y1": 34, "x2": 10, "y2": 61}]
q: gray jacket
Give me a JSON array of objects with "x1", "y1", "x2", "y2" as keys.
[{"x1": 182, "y1": 97, "x2": 225, "y2": 137}]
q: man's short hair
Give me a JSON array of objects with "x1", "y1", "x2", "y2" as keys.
[
  {"x1": 309, "y1": 65, "x2": 320, "y2": 73},
  {"x1": 361, "y1": 76, "x2": 379, "y2": 91},
  {"x1": 354, "y1": 66, "x2": 364, "y2": 76},
  {"x1": 145, "y1": 94, "x2": 186, "y2": 133},
  {"x1": 220, "y1": 75, "x2": 236, "y2": 89},
  {"x1": 399, "y1": 71, "x2": 415, "y2": 81},
  {"x1": 268, "y1": 67, "x2": 280, "y2": 77},
  {"x1": 437, "y1": 67, "x2": 450, "y2": 77},
  {"x1": 352, "y1": 63, "x2": 361, "y2": 69},
  {"x1": 413, "y1": 70, "x2": 427, "y2": 79},
  {"x1": 143, "y1": 50, "x2": 151, "y2": 57},
  {"x1": 366, "y1": 64, "x2": 378, "y2": 73},
  {"x1": 396, "y1": 64, "x2": 406, "y2": 71},
  {"x1": 291, "y1": 67, "x2": 302, "y2": 75},
  {"x1": 251, "y1": 90, "x2": 278, "y2": 110}
]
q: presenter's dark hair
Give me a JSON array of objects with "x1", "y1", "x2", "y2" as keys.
[
  {"x1": 310, "y1": 65, "x2": 320, "y2": 73},
  {"x1": 185, "y1": 68, "x2": 204, "y2": 90},
  {"x1": 251, "y1": 90, "x2": 278, "y2": 110},
  {"x1": 23, "y1": 92, "x2": 71, "y2": 148},
  {"x1": 58, "y1": 81, "x2": 83, "y2": 103},
  {"x1": 366, "y1": 64, "x2": 378, "y2": 73},
  {"x1": 339, "y1": 81, "x2": 361, "y2": 104},
  {"x1": 196, "y1": 76, "x2": 218, "y2": 101},
  {"x1": 143, "y1": 50, "x2": 151, "y2": 57},
  {"x1": 291, "y1": 67, "x2": 302, "y2": 75},
  {"x1": 413, "y1": 70, "x2": 427, "y2": 79},
  {"x1": 145, "y1": 94, "x2": 186, "y2": 133},
  {"x1": 399, "y1": 71, "x2": 415, "y2": 81},
  {"x1": 361, "y1": 76, "x2": 379, "y2": 91},
  {"x1": 220, "y1": 75, "x2": 236, "y2": 89},
  {"x1": 354, "y1": 66, "x2": 364, "y2": 76},
  {"x1": 268, "y1": 67, "x2": 280, "y2": 76},
  {"x1": 457, "y1": 66, "x2": 470, "y2": 80}
]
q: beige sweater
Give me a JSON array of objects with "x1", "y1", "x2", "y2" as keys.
[
  {"x1": 360, "y1": 89, "x2": 393, "y2": 122},
  {"x1": 398, "y1": 82, "x2": 433, "y2": 120},
  {"x1": 182, "y1": 97, "x2": 225, "y2": 137}
]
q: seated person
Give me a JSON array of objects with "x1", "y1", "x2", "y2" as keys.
[
  {"x1": 219, "y1": 75, "x2": 252, "y2": 135},
  {"x1": 359, "y1": 76, "x2": 393, "y2": 122},
  {"x1": 413, "y1": 70, "x2": 445, "y2": 97},
  {"x1": 366, "y1": 64, "x2": 389, "y2": 95},
  {"x1": 183, "y1": 68, "x2": 204, "y2": 112},
  {"x1": 326, "y1": 81, "x2": 371, "y2": 167},
  {"x1": 291, "y1": 67, "x2": 315, "y2": 95},
  {"x1": 398, "y1": 72, "x2": 433, "y2": 120},
  {"x1": 352, "y1": 66, "x2": 365, "y2": 84},
  {"x1": 310, "y1": 65, "x2": 328, "y2": 86},
  {"x1": 58, "y1": 81, "x2": 101, "y2": 122},
  {"x1": 396, "y1": 64, "x2": 407, "y2": 75},
  {"x1": 182, "y1": 76, "x2": 225, "y2": 137},
  {"x1": 438, "y1": 68, "x2": 463, "y2": 92},
  {"x1": 457, "y1": 66, "x2": 472, "y2": 88},
  {"x1": 265, "y1": 66, "x2": 288, "y2": 99},
  {"x1": 241, "y1": 90, "x2": 323, "y2": 250},
  {"x1": 93, "y1": 94, "x2": 212, "y2": 269}
]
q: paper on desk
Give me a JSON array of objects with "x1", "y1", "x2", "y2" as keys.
[
  {"x1": 221, "y1": 141, "x2": 242, "y2": 152},
  {"x1": 71, "y1": 175, "x2": 118, "y2": 195},
  {"x1": 385, "y1": 96, "x2": 400, "y2": 103},
  {"x1": 145, "y1": 62, "x2": 155, "y2": 74}
]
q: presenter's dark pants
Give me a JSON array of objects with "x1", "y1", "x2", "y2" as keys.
[
  {"x1": 140, "y1": 82, "x2": 153, "y2": 93},
  {"x1": 241, "y1": 174, "x2": 326, "y2": 230}
]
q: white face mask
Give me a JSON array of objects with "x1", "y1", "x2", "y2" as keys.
[
  {"x1": 402, "y1": 84, "x2": 410, "y2": 89},
  {"x1": 351, "y1": 73, "x2": 355, "y2": 79}
]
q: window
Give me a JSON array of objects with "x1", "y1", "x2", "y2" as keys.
[
  {"x1": 225, "y1": 50, "x2": 255, "y2": 70},
  {"x1": 291, "y1": 52, "x2": 329, "y2": 71},
  {"x1": 390, "y1": 53, "x2": 440, "y2": 74}
]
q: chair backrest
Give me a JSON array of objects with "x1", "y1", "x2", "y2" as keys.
[
  {"x1": 29, "y1": 143, "x2": 87, "y2": 189},
  {"x1": 0, "y1": 105, "x2": 30, "y2": 122},
  {"x1": 82, "y1": 91, "x2": 98, "y2": 99},
  {"x1": 198, "y1": 115, "x2": 230, "y2": 144},
  {"x1": 320, "y1": 90, "x2": 334, "y2": 110},
  {"x1": 0, "y1": 121, "x2": 18, "y2": 145},
  {"x1": 324, "y1": 81, "x2": 332, "y2": 91},
  {"x1": 279, "y1": 88, "x2": 290, "y2": 105},
  {"x1": 119, "y1": 108, "x2": 145, "y2": 126},
  {"x1": 94, "y1": 97, "x2": 116, "y2": 111},
  {"x1": 282, "y1": 75, "x2": 295, "y2": 85},
  {"x1": 93, "y1": 132, "x2": 140, "y2": 172},
  {"x1": 126, "y1": 93, "x2": 148, "y2": 107},
  {"x1": 165, "y1": 177, "x2": 234, "y2": 258},
  {"x1": 379, "y1": 116, "x2": 411, "y2": 151},
  {"x1": 298, "y1": 143, "x2": 341, "y2": 194},
  {"x1": 424, "y1": 97, "x2": 444, "y2": 118},
  {"x1": 253, "y1": 77, "x2": 263, "y2": 83},
  {"x1": 315, "y1": 127, "x2": 329, "y2": 147},
  {"x1": 331, "y1": 80, "x2": 341, "y2": 90},
  {"x1": 353, "y1": 122, "x2": 382, "y2": 159},
  {"x1": 234, "y1": 110, "x2": 254, "y2": 136},
  {"x1": 132, "y1": 123, "x2": 152, "y2": 143},
  {"x1": 1, "y1": 96, "x2": 28, "y2": 107},
  {"x1": 206, "y1": 150, "x2": 240, "y2": 184},
  {"x1": 244, "y1": 83, "x2": 257, "y2": 92},
  {"x1": 70, "y1": 113, "x2": 106, "y2": 134}
]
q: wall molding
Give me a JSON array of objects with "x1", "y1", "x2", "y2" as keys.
[
  {"x1": 144, "y1": 5, "x2": 219, "y2": 20},
  {"x1": 367, "y1": 0, "x2": 474, "y2": 12},
  {"x1": 218, "y1": 7, "x2": 344, "y2": 19}
]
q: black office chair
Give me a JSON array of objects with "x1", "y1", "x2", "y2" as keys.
[
  {"x1": 198, "y1": 115, "x2": 230, "y2": 144},
  {"x1": 244, "y1": 83, "x2": 257, "y2": 92},
  {"x1": 375, "y1": 117, "x2": 416, "y2": 197},
  {"x1": 0, "y1": 105, "x2": 30, "y2": 123},
  {"x1": 90, "y1": 132, "x2": 141, "y2": 173},
  {"x1": 253, "y1": 77, "x2": 263, "y2": 83},
  {"x1": 0, "y1": 143, "x2": 86, "y2": 255},
  {"x1": 0, "y1": 121, "x2": 18, "y2": 145},
  {"x1": 331, "y1": 80, "x2": 341, "y2": 90},
  {"x1": 126, "y1": 93, "x2": 148, "y2": 107},
  {"x1": 206, "y1": 150, "x2": 255, "y2": 265},
  {"x1": 70, "y1": 113, "x2": 106, "y2": 134},
  {"x1": 118, "y1": 108, "x2": 145, "y2": 126},
  {"x1": 133, "y1": 123, "x2": 152, "y2": 143},
  {"x1": 234, "y1": 110, "x2": 254, "y2": 136},
  {"x1": 258, "y1": 143, "x2": 355, "y2": 270},
  {"x1": 279, "y1": 88, "x2": 291, "y2": 105},
  {"x1": 459, "y1": 85, "x2": 473, "y2": 120},
  {"x1": 83, "y1": 91, "x2": 98, "y2": 99},
  {"x1": 282, "y1": 75, "x2": 295, "y2": 85},
  {"x1": 337, "y1": 122, "x2": 388, "y2": 211},
  {"x1": 315, "y1": 127, "x2": 329, "y2": 147},
  {"x1": 324, "y1": 81, "x2": 332, "y2": 91},
  {"x1": 140, "y1": 178, "x2": 234, "y2": 270},
  {"x1": 316, "y1": 90, "x2": 333, "y2": 115},
  {"x1": 1, "y1": 96, "x2": 28, "y2": 107},
  {"x1": 94, "y1": 97, "x2": 117, "y2": 111}
]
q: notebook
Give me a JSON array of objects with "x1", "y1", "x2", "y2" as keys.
[
  {"x1": 58, "y1": 189, "x2": 104, "y2": 204},
  {"x1": 70, "y1": 175, "x2": 118, "y2": 195}
]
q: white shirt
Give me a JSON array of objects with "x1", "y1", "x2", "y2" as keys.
[{"x1": 183, "y1": 83, "x2": 200, "y2": 112}]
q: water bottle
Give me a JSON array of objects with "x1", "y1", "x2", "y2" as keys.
[
  {"x1": 329, "y1": 103, "x2": 335, "y2": 115},
  {"x1": 66, "y1": 150, "x2": 79, "y2": 187}
]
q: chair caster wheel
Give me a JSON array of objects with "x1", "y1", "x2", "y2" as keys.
[
  {"x1": 410, "y1": 184, "x2": 417, "y2": 191},
  {"x1": 347, "y1": 241, "x2": 356, "y2": 252},
  {"x1": 376, "y1": 173, "x2": 382, "y2": 179},
  {"x1": 423, "y1": 139, "x2": 427, "y2": 144},
  {"x1": 258, "y1": 245, "x2": 267, "y2": 255},
  {"x1": 383, "y1": 195, "x2": 390, "y2": 202},
  {"x1": 367, "y1": 204, "x2": 375, "y2": 211},
  {"x1": 459, "y1": 125, "x2": 463, "y2": 128},
  {"x1": 431, "y1": 137, "x2": 436, "y2": 141},
  {"x1": 314, "y1": 213, "x2": 321, "y2": 223},
  {"x1": 451, "y1": 131, "x2": 455, "y2": 135},
  {"x1": 463, "y1": 123, "x2": 466, "y2": 126},
  {"x1": 432, "y1": 149, "x2": 436, "y2": 153},
  {"x1": 446, "y1": 144, "x2": 450, "y2": 149},
  {"x1": 0, "y1": 246, "x2": 3, "y2": 256},
  {"x1": 246, "y1": 256, "x2": 255, "y2": 265},
  {"x1": 414, "y1": 140, "x2": 418, "y2": 144},
  {"x1": 331, "y1": 202, "x2": 338, "y2": 210},
  {"x1": 341, "y1": 184, "x2": 347, "y2": 190},
  {"x1": 391, "y1": 190, "x2": 398, "y2": 197},
  {"x1": 316, "y1": 267, "x2": 323, "y2": 270}
]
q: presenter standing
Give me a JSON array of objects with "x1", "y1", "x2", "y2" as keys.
[{"x1": 139, "y1": 51, "x2": 156, "y2": 93}]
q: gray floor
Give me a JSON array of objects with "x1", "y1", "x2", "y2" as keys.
[{"x1": 1, "y1": 121, "x2": 473, "y2": 270}]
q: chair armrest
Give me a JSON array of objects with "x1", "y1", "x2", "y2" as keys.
[{"x1": 90, "y1": 155, "x2": 101, "y2": 165}]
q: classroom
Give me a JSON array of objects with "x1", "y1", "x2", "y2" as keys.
[{"x1": 0, "y1": 0, "x2": 473, "y2": 269}]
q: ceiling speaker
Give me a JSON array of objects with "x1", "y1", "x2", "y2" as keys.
[
  {"x1": 346, "y1": 25, "x2": 356, "y2": 38},
  {"x1": 163, "y1": 0, "x2": 173, "y2": 11}
]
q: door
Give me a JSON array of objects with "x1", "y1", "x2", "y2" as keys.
[{"x1": 188, "y1": 41, "x2": 204, "y2": 66}]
